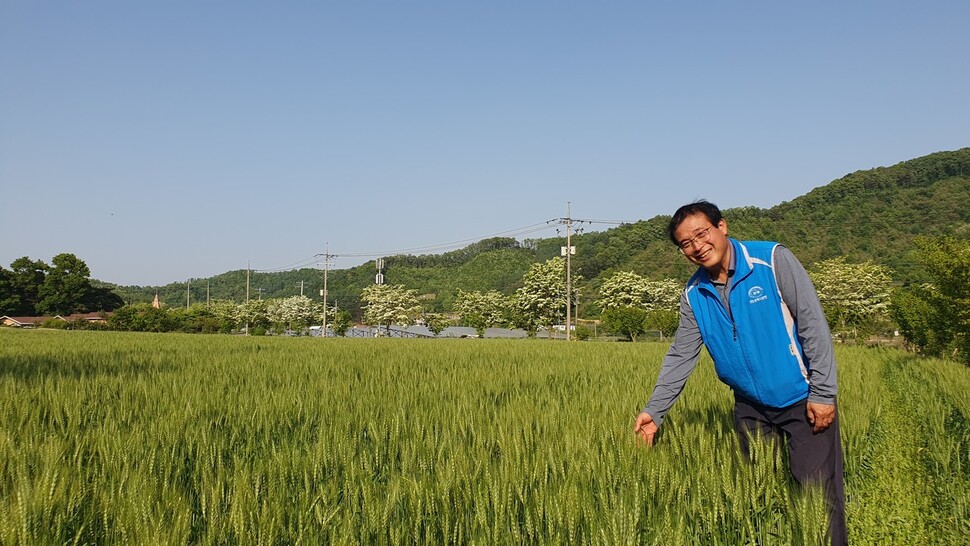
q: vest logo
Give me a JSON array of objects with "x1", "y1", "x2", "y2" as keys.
[{"x1": 748, "y1": 286, "x2": 768, "y2": 304}]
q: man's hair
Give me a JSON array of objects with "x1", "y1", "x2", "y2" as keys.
[{"x1": 667, "y1": 201, "x2": 723, "y2": 245}]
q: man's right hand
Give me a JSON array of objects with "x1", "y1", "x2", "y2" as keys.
[{"x1": 634, "y1": 412, "x2": 659, "y2": 446}]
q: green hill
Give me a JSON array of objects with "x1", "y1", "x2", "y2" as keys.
[
  {"x1": 110, "y1": 148, "x2": 970, "y2": 314},
  {"x1": 567, "y1": 147, "x2": 970, "y2": 288}
]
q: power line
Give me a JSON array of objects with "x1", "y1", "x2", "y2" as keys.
[
  {"x1": 336, "y1": 221, "x2": 560, "y2": 259},
  {"x1": 253, "y1": 255, "x2": 323, "y2": 273},
  {"x1": 246, "y1": 221, "x2": 564, "y2": 273},
  {"x1": 572, "y1": 218, "x2": 639, "y2": 225}
]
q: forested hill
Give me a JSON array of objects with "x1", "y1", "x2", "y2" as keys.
[
  {"x1": 114, "y1": 148, "x2": 970, "y2": 310},
  {"x1": 567, "y1": 147, "x2": 970, "y2": 287}
]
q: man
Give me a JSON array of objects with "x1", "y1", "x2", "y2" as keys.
[{"x1": 633, "y1": 201, "x2": 847, "y2": 545}]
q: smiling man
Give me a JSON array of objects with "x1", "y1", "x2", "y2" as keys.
[{"x1": 633, "y1": 200, "x2": 847, "y2": 545}]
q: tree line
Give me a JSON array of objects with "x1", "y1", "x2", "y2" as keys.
[
  {"x1": 6, "y1": 237, "x2": 967, "y2": 365},
  {"x1": 0, "y1": 254, "x2": 123, "y2": 317}
]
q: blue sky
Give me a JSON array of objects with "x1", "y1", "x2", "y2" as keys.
[{"x1": 2, "y1": 2, "x2": 967, "y2": 286}]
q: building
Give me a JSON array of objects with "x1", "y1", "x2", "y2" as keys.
[
  {"x1": 0, "y1": 312, "x2": 111, "y2": 328},
  {"x1": 0, "y1": 316, "x2": 53, "y2": 328}
]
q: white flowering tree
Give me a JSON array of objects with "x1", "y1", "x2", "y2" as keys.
[
  {"x1": 597, "y1": 271, "x2": 650, "y2": 310},
  {"x1": 208, "y1": 299, "x2": 240, "y2": 331},
  {"x1": 360, "y1": 284, "x2": 422, "y2": 335},
  {"x1": 267, "y1": 295, "x2": 321, "y2": 332},
  {"x1": 597, "y1": 272, "x2": 681, "y2": 339},
  {"x1": 643, "y1": 278, "x2": 681, "y2": 312},
  {"x1": 238, "y1": 299, "x2": 270, "y2": 333},
  {"x1": 597, "y1": 272, "x2": 680, "y2": 311},
  {"x1": 642, "y1": 278, "x2": 681, "y2": 338},
  {"x1": 455, "y1": 289, "x2": 510, "y2": 335},
  {"x1": 809, "y1": 257, "x2": 893, "y2": 340},
  {"x1": 512, "y1": 257, "x2": 580, "y2": 336}
]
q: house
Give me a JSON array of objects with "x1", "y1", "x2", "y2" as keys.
[
  {"x1": 0, "y1": 316, "x2": 53, "y2": 328},
  {"x1": 59, "y1": 312, "x2": 111, "y2": 324},
  {"x1": 0, "y1": 312, "x2": 111, "y2": 328}
]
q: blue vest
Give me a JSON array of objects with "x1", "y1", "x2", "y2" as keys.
[{"x1": 685, "y1": 239, "x2": 809, "y2": 408}]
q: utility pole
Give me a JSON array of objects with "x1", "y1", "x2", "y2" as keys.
[
  {"x1": 559, "y1": 203, "x2": 576, "y2": 341},
  {"x1": 246, "y1": 262, "x2": 251, "y2": 335},
  {"x1": 206, "y1": 280, "x2": 210, "y2": 309},
  {"x1": 186, "y1": 279, "x2": 191, "y2": 309},
  {"x1": 565, "y1": 203, "x2": 574, "y2": 341},
  {"x1": 320, "y1": 245, "x2": 334, "y2": 338},
  {"x1": 298, "y1": 280, "x2": 305, "y2": 297},
  {"x1": 256, "y1": 287, "x2": 263, "y2": 300}
]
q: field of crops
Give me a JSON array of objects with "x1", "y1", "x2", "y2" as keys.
[{"x1": 1, "y1": 329, "x2": 968, "y2": 545}]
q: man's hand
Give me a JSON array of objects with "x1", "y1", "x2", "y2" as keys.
[
  {"x1": 806, "y1": 402, "x2": 836, "y2": 433},
  {"x1": 633, "y1": 412, "x2": 659, "y2": 446}
]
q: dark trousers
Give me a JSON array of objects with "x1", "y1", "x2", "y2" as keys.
[{"x1": 734, "y1": 396, "x2": 848, "y2": 546}]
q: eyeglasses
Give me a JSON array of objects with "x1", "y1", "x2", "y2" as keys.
[{"x1": 677, "y1": 226, "x2": 714, "y2": 254}]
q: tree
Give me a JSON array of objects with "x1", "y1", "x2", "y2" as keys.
[
  {"x1": 808, "y1": 257, "x2": 893, "y2": 340},
  {"x1": 462, "y1": 311, "x2": 488, "y2": 338},
  {"x1": 511, "y1": 257, "x2": 579, "y2": 336},
  {"x1": 107, "y1": 303, "x2": 176, "y2": 332},
  {"x1": 915, "y1": 236, "x2": 970, "y2": 362},
  {"x1": 360, "y1": 284, "x2": 422, "y2": 334},
  {"x1": 645, "y1": 309, "x2": 679, "y2": 339},
  {"x1": 891, "y1": 284, "x2": 944, "y2": 355},
  {"x1": 36, "y1": 253, "x2": 93, "y2": 315},
  {"x1": 83, "y1": 283, "x2": 125, "y2": 312},
  {"x1": 330, "y1": 309, "x2": 354, "y2": 337},
  {"x1": 597, "y1": 271, "x2": 650, "y2": 310},
  {"x1": 169, "y1": 304, "x2": 221, "y2": 334},
  {"x1": 0, "y1": 267, "x2": 19, "y2": 315},
  {"x1": 208, "y1": 299, "x2": 241, "y2": 333},
  {"x1": 891, "y1": 236, "x2": 970, "y2": 363},
  {"x1": 423, "y1": 313, "x2": 451, "y2": 336},
  {"x1": 597, "y1": 272, "x2": 680, "y2": 312},
  {"x1": 267, "y1": 296, "x2": 320, "y2": 332},
  {"x1": 642, "y1": 278, "x2": 681, "y2": 312},
  {"x1": 454, "y1": 289, "x2": 509, "y2": 332},
  {"x1": 138, "y1": 306, "x2": 176, "y2": 332},
  {"x1": 238, "y1": 299, "x2": 270, "y2": 333},
  {"x1": 598, "y1": 272, "x2": 680, "y2": 339},
  {"x1": 8, "y1": 257, "x2": 48, "y2": 315},
  {"x1": 602, "y1": 306, "x2": 649, "y2": 341},
  {"x1": 1, "y1": 255, "x2": 121, "y2": 316},
  {"x1": 641, "y1": 278, "x2": 681, "y2": 339},
  {"x1": 107, "y1": 305, "x2": 140, "y2": 331}
]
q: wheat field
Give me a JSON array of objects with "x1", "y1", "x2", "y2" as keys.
[{"x1": 0, "y1": 329, "x2": 967, "y2": 544}]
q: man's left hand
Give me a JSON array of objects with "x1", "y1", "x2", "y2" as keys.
[{"x1": 806, "y1": 402, "x2": 836, "y2": 433}]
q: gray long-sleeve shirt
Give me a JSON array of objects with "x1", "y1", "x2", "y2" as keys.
[{"x1": 643, "y1": 244, "x2": 837, "y2": 427}]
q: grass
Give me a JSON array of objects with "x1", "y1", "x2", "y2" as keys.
[{"x1": 0, "y1": 329, "x2": 967, "y2": 544}]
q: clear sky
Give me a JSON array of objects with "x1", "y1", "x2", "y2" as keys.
[{"x1": 2, "y1": 2, "x2": 967, "y2": 286}]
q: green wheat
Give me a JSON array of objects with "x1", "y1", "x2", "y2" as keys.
[{"x1": 0, "y1": 329, "x2": 967, "y2": 544}]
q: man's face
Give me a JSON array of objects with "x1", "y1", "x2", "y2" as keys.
[{"x1": 673, "y1": 212, "x2": 730, "y2": 272}]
